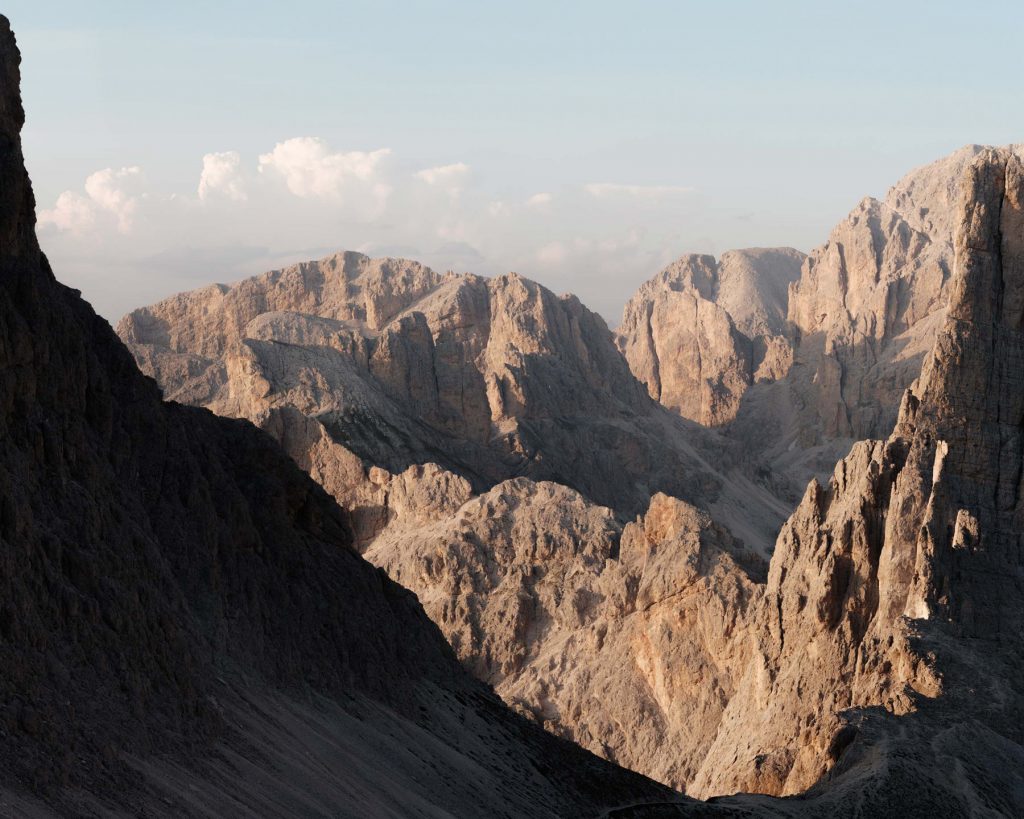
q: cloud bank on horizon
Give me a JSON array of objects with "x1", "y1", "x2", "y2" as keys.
[{"x1": 35, "y1": 136, "x2": 719, "y2": 324}]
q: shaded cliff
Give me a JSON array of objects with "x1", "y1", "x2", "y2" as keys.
[
  {"x1": 0, "y1": 17, "x2": 679, "y2": 817},
  {"x1": 275, "y1": 151, "x2": 1024, "y2": 814}
]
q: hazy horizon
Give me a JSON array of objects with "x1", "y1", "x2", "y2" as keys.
[{"x1": 10, "y1": 1, "x2": 1024, "y2": 323}]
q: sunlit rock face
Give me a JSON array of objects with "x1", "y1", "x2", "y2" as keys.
[
  {"x1": 119, "y1": 249, "x2": 790, "y2": 550},
  {"x1": 620, "y1": 147, "x2": 1024, "y2": 507},
  {"x1": 616, "y1": 248, "x2": 804, "y2": 427},
  {"x1": 119, "y1": 136, "x2": 1024, "y2": 816}
]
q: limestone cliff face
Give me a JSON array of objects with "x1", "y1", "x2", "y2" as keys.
[
  {"x1": 12, "y1": 7, "x2": 1024, "y2": 814},
  {"x1": 781, "y1": 148, "x2": 990, "y2": 443},
  {"x1": 757, "y1": 147, "x2": 1022, "y2": 453},
  {"x1": 620, "y1": 148, "x2": 1024, "y2": 507},
  {"x1": 119, "y1": 252, "x2": 790, "y2": 551},
  {"x1": 99, "y1": 47, "x2": 1024, "y2": 814},
  {"x1": 617, "y1": 249, "x2": 804, "y2": 426},
  {"x1": 367, "y1": 486, "x2": 765, "y2": 791},
  {"x1": 694, "y1": 148, "x2": 1024, "y2": 802},
  {"x1": 323, "y1": 151, "x2": 1024, "y2": 815},
  {"x1": 0, "y1": 18, "x2": 680, "y2": 817},
  {"x1": 860, "y1": 148, "x2": 1024, "y2": 653}
]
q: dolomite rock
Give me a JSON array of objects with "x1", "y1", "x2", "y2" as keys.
[
  {"x1": 690, "y1": 147, "x2": 1024, "y2": 803},
  {"x1": 103, "y1": 56, "x2": 1024, "y2": 814},
  {"x1": 617, "y1": 249, "x2": 804, "y2": 426},
  {"x1": 10, "y1": 8, "x2": 1024, "y2": 814},
  {"x1": 119, "y1": 251, "x2": 790, "y2": 552},
  {"x1": 760, "y1": 146, "x2": 1016, "y2": 448},
  {"x1": 353, "y1": 150, "x2": 1024, "y2": 815},
  {"x1": 367, "y1": 484, "x2": 765, "y2": 791},
  {"x1": 258, "y1": 406, "x2": 474, "y2": 548},
  {"x1": 0, "y1": 18, "x2": 682, "y2": 816},
  {"x1": 619, "y1": 148, "x2": 1024, "y2": 509}
]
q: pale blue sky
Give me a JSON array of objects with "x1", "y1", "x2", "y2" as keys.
[{"x1": 7, "y1": 1, "x2": 1024, "y2": 322}]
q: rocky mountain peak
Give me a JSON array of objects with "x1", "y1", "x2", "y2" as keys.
[
  {"x1": 616, "y1": 248, "x2": 803, "y2": 426},
  {"x1": 647, "y1": 253, "x2": 720, "y2": 299},
  {"x1": 883, "y1": 143, "x2": 1024, "y2": 242},
  {"x1": 0, "y1": 16, "x2": 680, "y2": 815},
  {"x1": 0, "y1": 17, "x2": 35, "y2": 262},
  {"x1": 891, "y1": 147, "x2": 1024, "y2": 636},
  {"x1": 327, "y1": 148, "x2": 1024, "y2": 811},
  {"x1": 700, "y1": 147, "x2": 1024, "y2": 801},
  {"x1": 11, "y1": 6, "x2": 1024, "y2": 811},
  {"x1": 118, "y1": 243, "x2": 794, "y2": 547}
]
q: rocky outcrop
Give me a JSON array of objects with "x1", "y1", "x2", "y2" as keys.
[
  {"x1": 781, "y1": 149, "x2": 981, "y2": 443},
  {"x1": 617, "y1": 249, "x2": 804, "y2": 426},
  {"x1": 367, "y1": 485, "x2": 765, "y2": 790},
  {"x1": 735, "y1": 148, "x2": 1024, "y2": 481},
  {"x1": 0, "y1": 18, "x2": 682, "y2": 817},
  {"x1": 691, "y1": 147, "x2": 1024, "y2": 804},
  {"x1": 334, "y1": 150, "x2": 1024, "y2": 816},
  {"x1": 619, "y1": 149, "x2": 1024, "y2": 506},
  {"x1": 119, "y1": 249, "x2": 791, "y2": 552},
  {"x1": 53, "y1": 15, "x2": 1023, "y2": 811}
]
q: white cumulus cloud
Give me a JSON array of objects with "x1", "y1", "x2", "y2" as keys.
[
  {"x1": 198, "y1": 151, "x2": 247, "y2": 201},
  {"x1": 414, "y1": 162, "x2": 470, "y2": 189},
  {"x1": 38, "y1": 191, "x2": 96, "y2": 234},
  {"x1": 36, "y1": 142, "x2": 709, "y2": 328},
  {"x1": 39, "y1": 166, "x2": 143, "y2": 234},
  {"x1": 258, "y1": 137, "x2": 391, "y2": 202}
]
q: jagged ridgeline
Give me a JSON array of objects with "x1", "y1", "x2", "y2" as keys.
[
  {"x1": 4, "y1": 7, "x2": 1024, "y2": 816},
  {"x1": 118, "y1": 123, "x2": 1024, "y2": 818},
  {"x1": 0, "y1": 16, "x2": 681, "y2": 817},
  {"x1": 118, "y1": 138, "x2": 1024, "y2": 819}
]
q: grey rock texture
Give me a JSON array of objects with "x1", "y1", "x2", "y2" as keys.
[
  {"x1": 114, "y1": 125, "x2": 1024, "y2": 817},
  {"x1": 621, "y1": 147, "x2": 1024, "y2": 505},
  {"x1": 691, "y1": 147, "x2": 1024, "y2": 808},
  {"x1": 32, "y1": 7, "x2": 1020, "y2": 809},
  {"x1": 364, "y1": 149, "x2": 1024, "y2": 816},
  {"x1": 780, "y1": 146, "x2": 985, "y2": 443},
  {"x1": 119, "y1": 250, "x2": 789, "y2": 551},
  {"x1": 0, "y1": 18, "x2": 682, "y2": 817},
  {"x1": 367, "y1": 485, "x2": 765, "y2": 791},
  {"x1": 616, "y1": 249, "x2": 804, "y2": 426}
]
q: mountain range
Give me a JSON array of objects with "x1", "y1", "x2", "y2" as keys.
[{"x1": 2, "y1": 13, "x2": 1023, "y2": 817}]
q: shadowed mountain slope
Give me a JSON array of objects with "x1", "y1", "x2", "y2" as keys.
[
  {"x1": 0, "y1": 17, "x2": 683, "y2": 818},
  {"x1": 8, "y1": 10, "x2": 1024, "y2": 816}
]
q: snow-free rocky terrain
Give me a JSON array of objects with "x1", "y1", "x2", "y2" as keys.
[
  {"x1": 2, "y1": 9, "x2": 1023, "y2": 814},
  {"x1": 123, "y1": 104, "x2": 1024, "y2": 811},
  {"x1": 0, "y1": 17, "x2": 682, "y2": 818}
]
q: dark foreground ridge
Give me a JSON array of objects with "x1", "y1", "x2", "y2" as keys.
[
  {"x1": 2, "y1": 12, "x2": 1024, "y2": 818},
  {"x1": 0, "y1": 16, "x2": 679, "y2": 817}
]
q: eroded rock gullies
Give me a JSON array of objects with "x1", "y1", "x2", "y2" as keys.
[
  {"x1": 367, "y1": 485, "x2": 765, "y2": 791},
  {"x1": 780, "y1": 146, "x2": 988, "y2": 444},
  {"x1": 305, "y1": 150, "x2": 1024, "y2": 813},
  {"x1": 113, "y1": 137, "x2": 1024, "y2": 815},
  {"x1": 119, "y1": 248, "x2": 790, "y2": 551},
  {"x1": 616, "y1": 248, "x2": 804, "y2": 426},
  {"x1": 621, "y1": 147, "x2": 1024, "y2": 505},
  {"x1": 0, "y1": 17, "x2": 685, "y2": 817},
  {"x1": 693, "y1": 147, "x2": 1024, "y2": 803}
]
